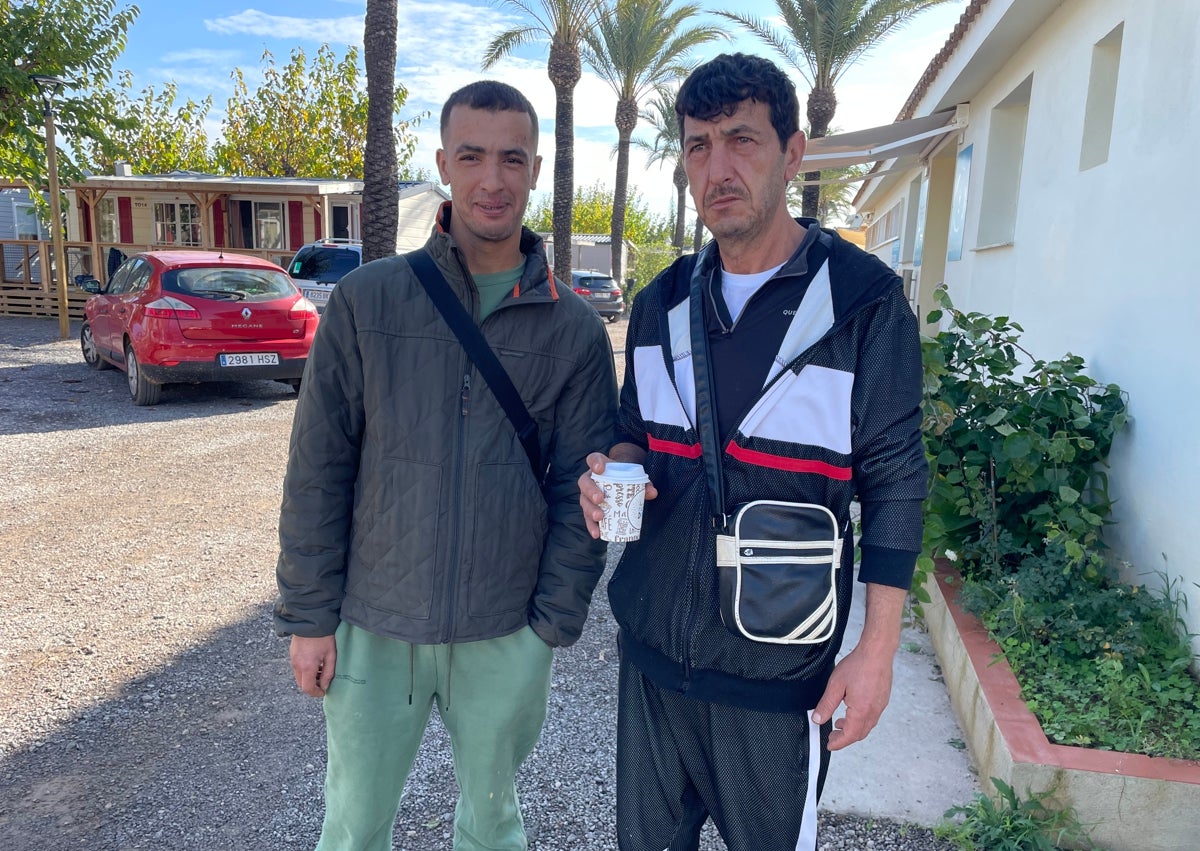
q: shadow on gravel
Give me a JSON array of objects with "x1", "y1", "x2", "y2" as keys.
[
  {"x1": 0, "y1": 588, "x2": 624, "y2": 851},
  {"x1": 0, "y1": 604, "x2": 333, "y2": 850},
  {"x1": 0, "y1": 359, "x2": 300, "y2": 437}
]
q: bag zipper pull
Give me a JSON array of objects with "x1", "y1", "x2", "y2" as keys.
[{"x1": 461, "y1": 373, "x2": 471, "y2": 416}]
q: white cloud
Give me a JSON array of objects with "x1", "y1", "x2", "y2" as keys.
[{"x1": 203, "y1": 10, "x2": 364, "y2": 45}]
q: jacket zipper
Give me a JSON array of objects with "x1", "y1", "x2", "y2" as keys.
[{"x1": 441, "y1": 369, "x2": 471, "y2": 643}]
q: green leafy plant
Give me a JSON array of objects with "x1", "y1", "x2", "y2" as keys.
[
  {"x1": 936, "y1": 777, "x2": 1092, "y2": 850},
  {"x1": 917, "y1": 290, "x2": 1200, "y2": 762},
  {"x1": 957, "y1": 533, "x2": 1200, "y2": 760},
  {"x1": 920, "y1": 287, "x2": 1127, "y2": 577}
]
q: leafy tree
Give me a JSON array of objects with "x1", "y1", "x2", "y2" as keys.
[
  {"x1": 76, "y1": 71, "x2": 213, "y2": 174},
  {"x1": 214, "y1": 44, "x2": 418, "y2": 181},
  {"x1": 583, "y1": 0, "x2": 723, "y2": 282},
  {"x1": 362, "y1": 0, "x2": 399, "y2": 262},
  {"x1": 718, "y1": 0, "x2": 954, "y2": 217},
  {"x1": 483, "y1": 0, "x2": 607, "y2": 284},
  {"x1": 0, "y1": 0, "x2": 139, "y2": 200},
  {"x1": 526, "y1": 180, "x2": 660, "y2": 245},
  {"x1": 633, "y1": 84, "x2": 687, "y2": 254}
]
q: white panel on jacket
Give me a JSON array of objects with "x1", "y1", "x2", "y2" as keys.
[
  {"x1": 633, "y1": 345, "x2": 694, "y2": 431},
  {"x1": 738, "y1": 364, "x2": 853, "y2": 455}
]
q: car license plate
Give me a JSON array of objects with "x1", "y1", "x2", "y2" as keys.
[
  {"x1": 220, "y1": 353, "x2": 280, "y2": 367},
  {"x1": 303, "y1": 288, "x2": 330, "y2": 304}
]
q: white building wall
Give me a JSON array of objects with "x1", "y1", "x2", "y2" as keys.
[{"x1": 921, "y1": 0, "x2": 1200, "y2": 647}]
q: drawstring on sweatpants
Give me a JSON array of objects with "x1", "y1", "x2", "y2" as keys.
[
  {"x1": 408, "y1": 643, "x2": 414, "y2": 705},
  {"x1": 445, "y1": 643, "x2": 453, "y2": 711}
]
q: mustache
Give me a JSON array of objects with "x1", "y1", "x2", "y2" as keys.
[{"x1": 705, "y1": 187, "x2": 747, "y2": 205}]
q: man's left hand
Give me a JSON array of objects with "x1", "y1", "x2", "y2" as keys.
[{"x1": 811, "y1": 642, "x2": 896, "y2": 751}]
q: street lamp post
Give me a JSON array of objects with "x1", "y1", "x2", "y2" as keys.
[{"x1": 30, "y1": 74, "x2": 71, "y2": 340}]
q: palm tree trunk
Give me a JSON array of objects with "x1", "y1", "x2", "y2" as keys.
[
  {"x1": 672, "y1": 159, "x2": 687, "y2": 255},
  {"x1": 548, "y1": 39, "x2": 581, "y2": 284},
  {"x1": 802, "y1": 85, "x2": 837, "y2": 220},
  {"x1": 362, "y1": 0, "x2": 399, "y2": 263},
  {"x1": 693, "y1": 218, "x2": 705, "y2": 253},
  {"x1": 610, "y1": 98, "x2": 639, "y2": 284}
]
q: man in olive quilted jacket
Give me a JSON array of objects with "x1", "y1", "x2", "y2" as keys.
[{"x1": 276, "y1": 80, "x2": 617, "y2": 851}]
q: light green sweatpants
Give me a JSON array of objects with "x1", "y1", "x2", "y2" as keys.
[{"x1": 316, "y1": 622, "x2": 554, "y2": 851}]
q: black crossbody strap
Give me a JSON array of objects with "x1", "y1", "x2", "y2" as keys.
[
  {"x1": 408, "y1": 248, "x2": 543, "y2": 480},
  {"x1": 685, "y1": 256, "x2": 727, "y2": 523}
]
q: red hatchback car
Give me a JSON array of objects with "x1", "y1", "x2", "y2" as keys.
[{"x1": 79, "y1": 251, "x2": 319, "y2": 405}]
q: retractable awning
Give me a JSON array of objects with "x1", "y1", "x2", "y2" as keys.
[{"x1": 798, "y1": 109, "x2": 961, "y2": 177}]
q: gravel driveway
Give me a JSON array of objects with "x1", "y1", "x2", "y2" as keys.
[{"x1": 0, "y1": 315, "x2": 953, "y2": 850}]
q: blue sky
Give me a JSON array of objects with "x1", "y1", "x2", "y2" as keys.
[{"x1": 114, "y1": 0, "x2": 969, "y2": 217}]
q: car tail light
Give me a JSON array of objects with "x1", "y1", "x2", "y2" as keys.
[
  {"x1": 612, "y1": 288, "x2": 622, "y2": 297},
  {"x1": 573, "y1": 287, "x2": 590, "y2": 295},
  {"x1": 289, "y1": 296, "x2": 319, "y2": 320},
  {"x1": 145, "y1": 296, "x2": 201, "y2": 320}
]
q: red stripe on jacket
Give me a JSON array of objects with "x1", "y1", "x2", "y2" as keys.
[
  {"x1": 726, "y1": 441, "x2": 852, "y2": 480},
  {"x1": 647, "y1": 435, "x2": 702, "y2": 459}
]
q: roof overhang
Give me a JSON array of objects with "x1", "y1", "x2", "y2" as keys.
[
  {"x1": 72, "y1": 174, "x2": 363, "y2": 196},
  {"x1": 797, "y1": 109, "x2": 961, "y2": 182}
]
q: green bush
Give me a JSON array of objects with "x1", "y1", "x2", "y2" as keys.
[
  {"x1": 920, "y1": 287, "x2": 1127, "y2": 577},
  {"x1": 957, "y1": 533, "x2": 1200, "y2": 760},
  {"x1": 918, "y1": 291, "x2": 1200, "y2": 761}
]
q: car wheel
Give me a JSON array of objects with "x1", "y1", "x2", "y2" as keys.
[
  {"x1": 607, "y1": 313, "x2": 619, "y2": 323},
  {"x1": 125, "y1": 343, "x2": 161, "y2": 406},
  {"x1": 80, "y1": 322, "x2": 111, "y2": 370}
]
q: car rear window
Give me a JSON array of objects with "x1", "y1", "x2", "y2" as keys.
[
  {"x1": 162, "y1": 268, "x2": 298, "y2": 302},
  {"x1": 289, "y1": 246, "x2": 360, "y2": 283},
  {"x1": 576, "y1": 275, "x2": 616, "y2": 290}
]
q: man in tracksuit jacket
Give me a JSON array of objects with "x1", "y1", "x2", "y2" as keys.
[
  {"x1": 579, "y1": 54, "x2": 928, "y2": 850},
  {"x1": 277, "y1": 81, "x2": 617, "y2": 851}
]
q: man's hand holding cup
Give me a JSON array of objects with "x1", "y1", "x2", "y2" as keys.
[{"x1": 579, "y1": 451, "x2": 657, "y2": 542}]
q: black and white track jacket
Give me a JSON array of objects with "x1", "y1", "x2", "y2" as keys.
[{"x1": 608, "y1": 221, "x2": 928, "y2": 712}]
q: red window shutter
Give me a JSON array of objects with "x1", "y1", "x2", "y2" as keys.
[
  {"x1": 212, "y1": 200, "x2": 226, "y2": 248},
  {"x1": 288, "y1": 200, "x2": 304, "y2": 250},
  {"x1": 82, "y1": 201, "x2": 93, "y2": 241},
  {"x1": 314, "y1": 208, "x2": 322, "y2": 240},
  {"x1": 118, "y1": 197, "x2": 133, "y2": 243}
]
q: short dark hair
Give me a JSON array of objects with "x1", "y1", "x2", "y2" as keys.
[
  {"x1": 440, "y1": 80, "x2": 539, "y2": 145},
  {"x1": 676, "y1": 53, "x2": 800, "y2": 150}
]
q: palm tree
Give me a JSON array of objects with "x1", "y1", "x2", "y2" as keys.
[
  {"x1": 584, "y1": 0, "x2": 723, "y2": 282},
  {"x1": 484, "y1": 0, "x2": 606, "y2": 284},
  {"x1": 632, "y1": 85, "x2": 688, "y2": 254},
  {"x1": 362, "y1": 0, "x2": 398, "y2": 263},
  {"x1": 786, "y1": 163, "x2": 868, "y2": 225},
  {"x1": 718, "y1": 0, "x2": 954, "y2": 218}
]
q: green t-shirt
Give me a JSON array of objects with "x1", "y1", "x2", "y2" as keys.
[{"x1": 473, "y1": 262, "x2": 525, "y2": 321}]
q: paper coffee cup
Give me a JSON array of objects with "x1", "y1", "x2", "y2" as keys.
[{"x1": 591, "y1": 462, "x2": 650, "y2": 543}]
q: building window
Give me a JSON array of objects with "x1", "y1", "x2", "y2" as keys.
[
  {"x1": 866, "y1": 202, "x2": 902, "y2": 250},
  {"x1": 254, "y1": 202, "x2": 283, "y2": 250},
  {"x1": 235, "y1": 200, "x2": 284, "y2": 250},
  {"x1": 13, "y1": 201, "x2": 44, "y2": 240},
  {"x1": 153, "y1": 201, "x2": 201, "y2": 246},
  {"x1": 1080, "y1": 23, "x2": 1123, "y2": 171},
  {"x1": 977, "y1": 75, "x2": 1032, "y2": 248},
  {"x1": 95, "y1": 197, "x2": 119, "y2": 243}
]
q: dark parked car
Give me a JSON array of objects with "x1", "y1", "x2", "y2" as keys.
[{"x1": 571, "y1": 271, "x2": 624, "y2": 322}]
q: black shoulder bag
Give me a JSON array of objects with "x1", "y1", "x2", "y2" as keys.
[
  {"x1": 687, "y1": 264, "x2": 843, "y2": 645},
  {"x1": 407, "y1": 249, "x2": 543, "y2": 480}
]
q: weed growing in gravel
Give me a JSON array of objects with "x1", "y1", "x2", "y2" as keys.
[{"x1": 936, "y1": 778, "x2": 1092, "y2": 850}]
